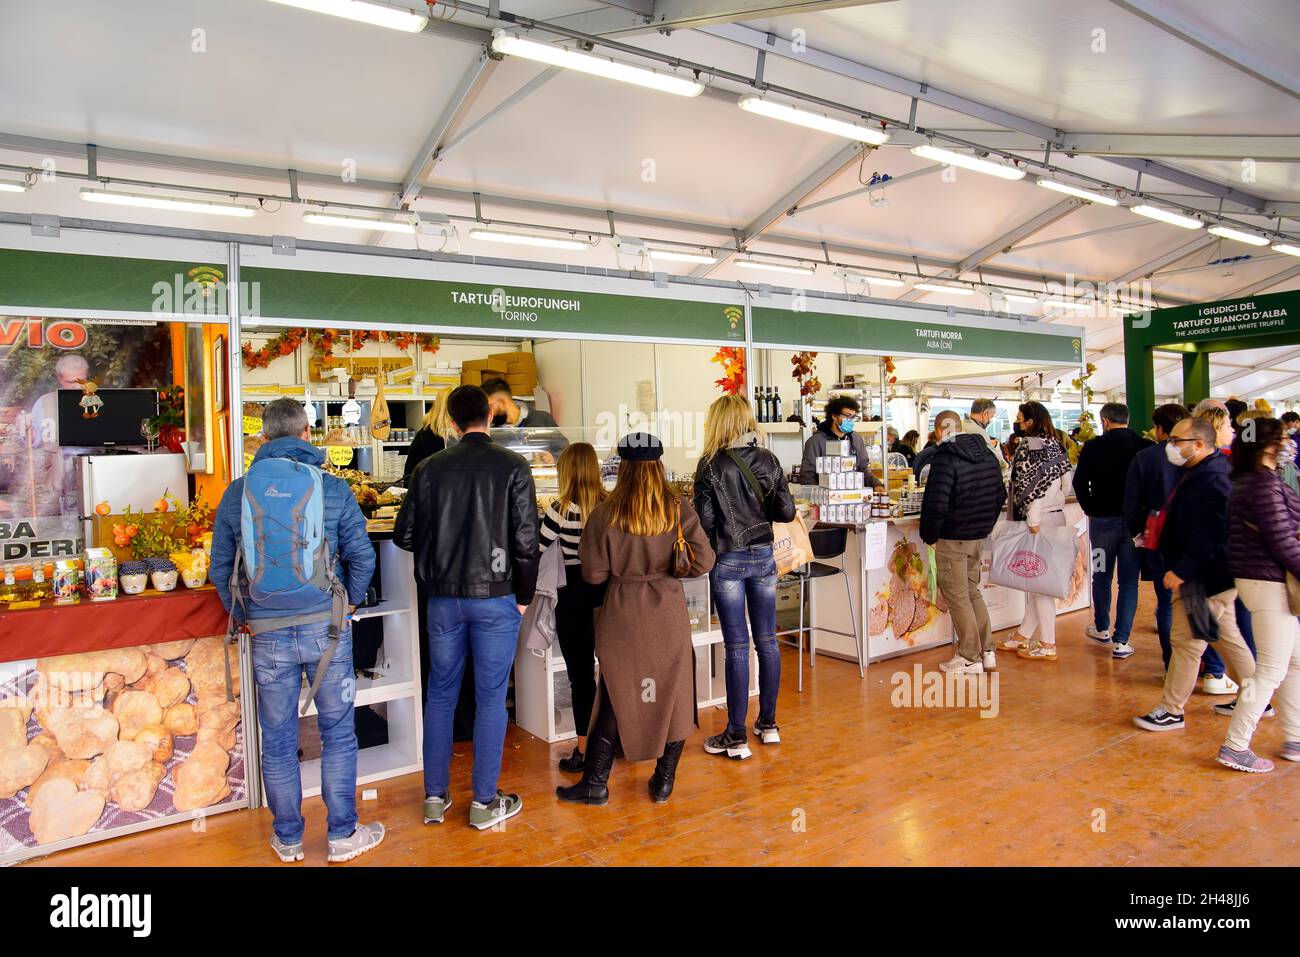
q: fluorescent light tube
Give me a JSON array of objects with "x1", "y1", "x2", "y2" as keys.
[
  {"x1": 1272, "y1": 242, "x2": 1300, "y2": 258},
  {"x1": 468, "y1": 227, "x2": 591, "y2": 251},
  {"x1": 647, "y1": 248, "x2": 717, "y2": 265},
  {"x1": 1001, "y1": 293, "x2": 1041, "y2": 304},
  {"x1": 737, "y1": 96, "x2": 889, "y2": 145},
  {"x1": 910, "y1": 145, "x2": 1026, "y2": 181},
  {"x1": 0, "y1": 180, "x2": 29, "y2": 193},
  {"x1": 735, "y1": 258, "x2": 816, "y2": 276},
  {"x1": 1036, "y1": 179, "x2": 1118, "y2": 206},
  {"x1": 1042, "y1": 298, "x2": 1092, "y2": 311},
  {"x1": 1132, "y1": 204, "x2": 1203, "y2": 229},
  {"x1": 302, "y1": 211, "x2": 416, "y2": 233},
  {"x1": 80, "y1": 188, "x2": 256, "y2": 217},
  {"x1": 1207, "y1": 225, "x2": 1270, "y2": 246},
  {"x1": 914, "y1": 282, "x2": 975, "y2": 295},
  {"x1": 264, "y1": 0, "x2": 429, "y2": 32},
  {"x1": 491, "y1": 32, "x2": 704, "y2": 97},
  {"x1": 833, "y1": 268, "x2": 905, "y2": 287}
]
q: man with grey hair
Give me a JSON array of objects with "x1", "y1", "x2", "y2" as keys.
[
  {"x1": 1073, "y1": 402, "x2": 1152, "y2": 658},
  {"x1": 963, "y1": 397, "x2": 1003, "y2": 459},
  {"x1": 29, "y1": 352, "x2": 92, "y2": 513},
  {"x1": 211, "y1": 397, "x2": 383, "y2": 863}
]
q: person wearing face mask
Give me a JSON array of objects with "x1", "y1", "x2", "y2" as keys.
[
  {"x1": 919, "y1": 409, "x2": 1007, "y2": 673},
  {"x1": 1124, "y1": 403, "x2": 1190, "y2": 669},
  {"x1": 1217, "y1": 415, "x2": 1298, "y2": 771},
  {"x1": 912, "y1": 410, "x2": 962, "y2": 480},
  {"x1": 1133, "y1": 417, "x2": 1256, "y2": 733},
  {"x1": 964, "y1": 398, "x2": 1004, "y2": 460},
  {"x1": 999, "y1": 402, "x2": 1072, "y2": 661},
  {"x1": 800, "y1": 395, "x2": 883, "y2": 488}
]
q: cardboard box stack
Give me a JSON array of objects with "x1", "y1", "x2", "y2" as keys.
[{"x1": 490, "y1": 350, "x2": 537, "y2": 397}]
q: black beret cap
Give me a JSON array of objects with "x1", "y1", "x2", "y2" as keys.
[{"x1": 617, "y1": 432, "x2": 664, "y2": 461}]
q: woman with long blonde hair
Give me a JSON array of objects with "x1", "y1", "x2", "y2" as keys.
[
  {"x1": 540, "y1": 443, "x2": 608, "y2": 773},
  {"x1": 403, "y1": 388, "x2": 454, "y2": 481},
  {"x1": 693, "y1": 393, "x2": 795, "y2": 759},
  {"x1": 559, "y1": 433, "x2": 714, "y2": 807}
]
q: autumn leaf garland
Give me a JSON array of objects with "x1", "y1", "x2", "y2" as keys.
[{"x1": 241, "y1": 327, "x2": 441, "y2": 370}]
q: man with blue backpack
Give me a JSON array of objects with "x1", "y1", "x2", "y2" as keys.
[{"x1": 212, "y1": 398, "x2": 382, "y2": 864}]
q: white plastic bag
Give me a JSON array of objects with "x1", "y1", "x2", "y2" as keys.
[{"x1": 988, "y1": 521, "x2": 1077, "y2": 599}]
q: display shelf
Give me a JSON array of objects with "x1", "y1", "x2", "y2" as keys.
[
  {"x1": 759, "y1": 421, "x2": 803, "y2": 434},
  {"x1": 298, "y1": 679, "x2": 417, "y2": 718},
  {"x1": 352, "y1": 601, "x2": 411, "y2": 621},
  {"x1": 301, "y1": 741, "x2": 420, "y2": 798}
]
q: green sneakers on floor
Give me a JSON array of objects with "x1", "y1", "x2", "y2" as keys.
[
  {"x1": 423, "y1": 792, "x2": 453, "y2": 825},
  {"x1": 468, "y1": 791, "x2": 523, "y2": 830}
]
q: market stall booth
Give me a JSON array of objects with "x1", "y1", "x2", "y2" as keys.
[
  {"x1": 0, "y1": 234, "x2": 242, "y2": 863},
  {"x1": 746, "y1": 291, "x2": 1091, "y2": 664},
  {"x1": 233, "y1": 244, "x2": 758, "y2": 749},
  {"x1": 1123, "y1": 289, "x2": 1300, "y2": 429}
]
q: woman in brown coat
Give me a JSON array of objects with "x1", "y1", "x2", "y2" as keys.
[{"x1": 558, "y1": 432, "x2": 715, "y2": 806}]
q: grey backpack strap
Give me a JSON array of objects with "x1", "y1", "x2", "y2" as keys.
[
  {"x1": 223, "y1": 547, "x2": 249, "y2": 704},
  {"x1": 299, "y1": 558, "x2": 351, "y2": 717}
]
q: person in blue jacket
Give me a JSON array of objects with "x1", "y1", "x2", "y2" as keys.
[{"x1": 212, "y1": 398, "x2": 380, "y2": 865}]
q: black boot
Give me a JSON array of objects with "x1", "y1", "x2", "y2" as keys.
[
  {"x1": 648, "y1": 740, "x2": 685, "y2": 804},
  {"x1": 556, "y1": 734, "x2": 614, "y2": 805},
  {"x1": 558, "y1": 745, "x2": 585, "y2": 773}
]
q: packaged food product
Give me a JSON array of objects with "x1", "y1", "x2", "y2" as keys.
[
  {"x1": 83, "y1": 548, "x2": 120, "y2": 602},
  {"x1": 119, "y1": 560, "x2": 149, "y2": 595},
  {"x1": 0, "y1": 566, "x2": 20, "y2": 603},
  {"x1": 145, "y1": 557, "x2": 178, "y2": 592},
  {"x1": 52, "y1": 560, "x2": 81, "y2": 605}
]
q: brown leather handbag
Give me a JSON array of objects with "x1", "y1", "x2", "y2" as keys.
[{"x1": 672, "y1": 501, "x2": 696, "y2": 578}]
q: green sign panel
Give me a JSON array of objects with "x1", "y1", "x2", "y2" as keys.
[
  {"x1": 244, "y1": 266, "x2": 745, "y2": 343},
  {"x1": 752, "y1": 306, "x2": 1082, "y2": 364},
  {"x1": 0, "y1": 248, "x2": 226, "y2": 315}
]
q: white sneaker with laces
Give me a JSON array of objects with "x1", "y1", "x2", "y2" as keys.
[
  {"x1": 938, "y1": 654, "x2": 983, "y2": 674},
  {"x1": 1085, "y1": 625, "x2": 1111, "y2": 645},
  {"x1": 982, "y1": 651, "x2": 997, "y2": 670}
]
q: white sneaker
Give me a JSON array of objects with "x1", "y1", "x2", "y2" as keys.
[
  {"x1": 1202, "y1": 675, "x2": 1239, "y2": 696},
  {"x1": 1085, "y1": 625, "x2": 1111, "y2": 645},
  {"x1": 982, "y1": 651, "x2": 997, "y2": 670},
  {"x1": 938, "y1": 654, "x2": 983, "y2": 674}
]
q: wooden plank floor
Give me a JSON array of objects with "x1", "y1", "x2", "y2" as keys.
[{"x1": 28, "y1": 593, "x2": 1300, "y2": 867}]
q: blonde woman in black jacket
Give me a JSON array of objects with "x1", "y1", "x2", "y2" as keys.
[{"x1": 692, "y1": 394, "x2": 796, "y2": 760}]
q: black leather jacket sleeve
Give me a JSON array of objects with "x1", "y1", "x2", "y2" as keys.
[
  {"x1": 510, "y1": 462, "x2": 540, "y2": 604},
  {"x1": 692, "y1": 455, "x2": 718, "y2": 543}
]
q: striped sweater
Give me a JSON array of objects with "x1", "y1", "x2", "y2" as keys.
[{"x1": 539, "y1": 500, "x2": 586, "y2": 566}]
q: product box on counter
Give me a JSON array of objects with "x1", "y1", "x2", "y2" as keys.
[
  {"x1": 825, "y1": 439, "x2": 850, "y2": 457},
  {"x1": 818, "y1": 470, "x2": 864, "y2": 489},
  {"x1": 816, "y1": 454, "x2": 857, "y2": 475},
  {"x1": 818, "y1": 503, "x2": 869, "y2": 524},
  {"x1": 806, "y1": 486, "x2": 869, "y2": 505}
]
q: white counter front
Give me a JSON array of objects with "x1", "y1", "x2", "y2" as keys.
[{"x1": 809, "y1": 504, "x2": 1091, "y2": 664}]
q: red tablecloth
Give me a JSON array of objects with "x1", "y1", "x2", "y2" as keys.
[{"x1": 0, "y1": 587, "x2": 229, "y2": 662}]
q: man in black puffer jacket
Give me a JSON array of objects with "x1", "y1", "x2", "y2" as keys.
[{"x1": 920, "y1": 427, "x2": 1007, "y2": 673}]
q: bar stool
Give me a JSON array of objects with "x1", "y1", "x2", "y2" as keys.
[{"x1": 774, "y1": 525, "x2": 864, "y2": 691}]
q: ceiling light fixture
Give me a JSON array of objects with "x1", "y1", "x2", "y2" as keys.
[
  {"x1": 0, "y1": 179, "x2": 30, "y2": 193},
  {"x1": 832, "y1": 268, "x2": 906, "y2": 287},
  {"x1": 647, "y1": 248, "x2": 717, "y2": 265},
  {"x1": 1272, "y1": 242, "x2": 1300, "y2": 258},
  {"x1": 80, "y1": 188, "x2": 256, "y2": 218},
  {"x1": 1042, "y1": 298, "x2": 1092, "y2": 311},
  {"x1": 491, "y1": 31, "x2": 704, "y2": 97},
  {"x1": 264, "y1": 0, "x2": 429, "y2": 33},
  {"x1": 1036, "y1": 179, "x2": 1118, "y2": 206},
  {"x1": 1131, "y1": 204, "x2": 1203, "y2": 230},
  {"x1": 468, "y1": 227, "x2": 592, "y2": 251},
  {"x1": 735, "y1": 258, "x2": 816, "y2": 276},
  {"x1": 914, "y1": 282, "x2": 976, "y2": 295},
  {"x1": 1207, "y1": 225, "x2": 1270, "y2": 247},
  {"x1": 303, "y1": 211, "x2": 417, "y2": 233},
  {"x1": 736, "y1": 96, "x2": 889, "y2": 144},
  {"x1": 910, "y1": 144, "x2": 1026, "y2": 181},
  {"x1": 1001, "y1": 292, "x2": 1041, "y2": 304}
]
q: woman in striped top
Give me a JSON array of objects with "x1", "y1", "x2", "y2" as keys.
[{"x1": 540, "y1": 442, "x2": 608, "y2": 773}]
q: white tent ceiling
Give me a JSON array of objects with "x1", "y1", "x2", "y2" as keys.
[{"x1": 1, "y1": 0, "x2": 1298, "y2": 401}]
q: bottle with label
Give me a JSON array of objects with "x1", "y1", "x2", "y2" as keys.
[{"x1": 771, "y1": 386, "x2": 781, "y2": 422}]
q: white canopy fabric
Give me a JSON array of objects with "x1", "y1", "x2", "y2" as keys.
[{"x1": 1, "y1": 0, "x2": 1298, "y2": 400}]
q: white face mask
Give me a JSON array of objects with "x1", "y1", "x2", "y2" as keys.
[{"x1": 1165, "y1": 441, "x2": 1188, "y2": 466}]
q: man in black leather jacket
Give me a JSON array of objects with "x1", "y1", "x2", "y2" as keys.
[{"x1": 394, "y1": 385, "x2": 539, "y2": 831}]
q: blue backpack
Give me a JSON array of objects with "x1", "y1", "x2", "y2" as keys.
[{"x1": 228, "y1": 456, "x2": 348, "y2": 715}]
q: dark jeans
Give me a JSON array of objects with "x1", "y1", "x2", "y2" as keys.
[
  {"x1": 418, "y1": 581, "x2": 477, "y2": 741},
  {"x1": 555, "y1": 565, "x2": 602, "y2": 737},
  {"x1": 709, "y1": 545, "x2": 779, "y2": 738},
  {"x1": 1089, "y1": 516, "x2": 1140, "y2": 644},
  {"x1": 1154, "y1": 577, "x2": 1173, "y2": 668},
  {"x1": 423, "y1": 595, "x2": 521, "y2": 804}
]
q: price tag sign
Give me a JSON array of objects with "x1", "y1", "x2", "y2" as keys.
[
  {"x1": 243, "y1": 451, "x2": 255, "y2": 470},
  {"x1": 327, "y1": 446, "x2": 354, "y2": 467},
  {"x1": 864, "y1": 521, "x2": 889, "y2": 570},
  {"x1": 242, "y1": 415, "x2": 262, "y2": 435}
]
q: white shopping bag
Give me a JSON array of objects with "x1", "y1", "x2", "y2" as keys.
[{"x1": 988, "y1": 521, "x2": 1077, "y2": 599}]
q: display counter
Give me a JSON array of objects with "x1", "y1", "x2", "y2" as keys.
[
  {"x1": 808, "y1": 504, "x2": 1091, "y2": 664},
  {"x1": 0, "y1": 587, "x2": 247, "y2": 864}
]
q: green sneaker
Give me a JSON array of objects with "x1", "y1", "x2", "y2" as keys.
[
  {"x1": 423, "y1": 792, "x2": 452, "y2": 825},
  {"x1": 468, "y1": 791, "x2": 523, "y2": 830}
]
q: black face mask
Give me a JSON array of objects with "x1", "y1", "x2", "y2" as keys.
[
  {"x1": 492, "y1": 413, "x2": 508, "y2": 428},
  {"x1": 1011, "y1": 422, "x2": 1023, "y2": 435}
]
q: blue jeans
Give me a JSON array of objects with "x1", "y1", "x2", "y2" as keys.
[
  {"x1": 423, "y1": 595, "x2": 520, "y2": 804},
  {"x1": 1089, "y1": 516, "x2": 1140, "y2": 645},
  {"x1": 709, "y1": 546, "x2": 779, "y2": 738},
  {"x1": 1154, "y1": 577, "x2": 1173, "y2": 668},
  {"x1": 252, "y1": 622, "x2": 357, "y2": 844}
]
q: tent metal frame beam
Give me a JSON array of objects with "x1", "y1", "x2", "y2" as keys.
[
  {"x1": 1223, "y1": 262, "x2": 1300, "y2": 297},
  {"x1": 1213, "y1": 347, "x2": 1300, "y2": 388}
]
